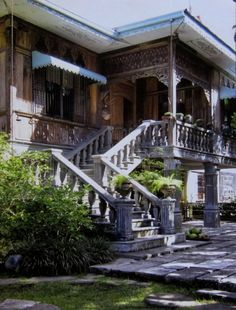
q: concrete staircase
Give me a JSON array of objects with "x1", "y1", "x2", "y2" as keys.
[{"x1": 51, "y1": 121, "x2": 185, "y2": 252}]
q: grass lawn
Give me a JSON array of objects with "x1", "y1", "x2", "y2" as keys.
[{"x1": 0, "y1": 275, "x2": 224, "y2": 310}]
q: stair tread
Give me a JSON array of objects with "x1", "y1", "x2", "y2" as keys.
[{"x1": 132, "y1": 226, "x2": 159, "y2": 231}]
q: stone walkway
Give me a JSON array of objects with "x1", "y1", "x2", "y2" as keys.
[{"x1": 91, "y1": 221, "x2": 236, "y2": 293}]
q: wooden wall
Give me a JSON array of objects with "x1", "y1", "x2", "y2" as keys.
[{"x1": 2, "y1": 15, "x2": 102, "y2": 148}]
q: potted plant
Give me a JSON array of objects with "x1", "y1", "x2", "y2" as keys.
[
  {"x1": 184, "y1": 114, "x2": 192, "y2": 124},
  {"x1": 149, "y1": 174, "x2": 183, "y2": 198},
  {"x1": 111, "y1": 174, "x2": 132, "y2": 198},
  {"x1": 162, "y1": 112, "x2": 174, "y2": 121},
  {"x1": 194, "y1": 119, "x2": 204, "y2": 128},
  {"x1": 176, "y1": 113, "x2": 184, "y2": 122}
]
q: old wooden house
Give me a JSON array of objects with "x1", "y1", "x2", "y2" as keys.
[{"x1": 0, "y1": 0, "x2": 236, "y2": 248}]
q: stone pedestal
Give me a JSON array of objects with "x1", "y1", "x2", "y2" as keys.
[
  {"x1": 160, "y1": 197, "x2": 176, "y2": 234},
  {"x1": 115, "y1": 199, "x2": 134, "y2": 241},
  {"x1": 204, "y1": 163, "x2": 220, "y2": 228}
]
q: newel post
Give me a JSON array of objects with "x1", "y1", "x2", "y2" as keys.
[
  {"x1": 115, "y1": 199, "x2": 134, "y2": 241},
  {"x1": 160, "y1": 197, "x2": 176, "y2": 234}
]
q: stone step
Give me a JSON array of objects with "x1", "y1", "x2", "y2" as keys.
[
  {"x1": 133, "y1": 227, "x2": 160, "y2": 238},
  {"x1": 196, "y1": 289, "x2": 236, "y2": 302},
  {"x1": 81, "y1": 168, "x2": 94, "y2": 178},
  {"x1": 132, "y1": 210, "x2": 145, "y2": 219},
  {"x1": 111, "y1": 232, "x2": 186, "y2": 253},
  {"x1": 132, "y1": 218, "x2": 155, "y2": 228},
  {"x1": 118, "y1": 239, "x2": 210, "y2": 259}
]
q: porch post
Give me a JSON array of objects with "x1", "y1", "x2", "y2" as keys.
[
  {"x1": 204, "y1": 163, "x2": 220, "y2": 227},
  {"x1": 168, "y1": 35, "x2": 177, "y2": 145}
]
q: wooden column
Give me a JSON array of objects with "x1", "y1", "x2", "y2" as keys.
[{"x1": 168, "y1": 36, "x2": 177, "y2": 145}]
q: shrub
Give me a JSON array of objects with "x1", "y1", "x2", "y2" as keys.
[{"x1": 0, "y1": 133, "x2": 114, "y2": 275}]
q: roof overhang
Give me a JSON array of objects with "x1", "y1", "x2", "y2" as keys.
[
  {"x1": 32, "y1": 51, "x2": 107, "y2": 84},
  {"x1": 1, "y1": 0, "x2": 235, "y2": 79}
]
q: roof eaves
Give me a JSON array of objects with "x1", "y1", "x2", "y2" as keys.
[
  {"x1": 29, "y1": 0, "x2": 118, "y2": 42},
  {"x1": 184, "y1": 9, "x2": 236, "y2": 57},
  {"x1": 114, "y1": 10, "x2": 185, "y2": 37}
]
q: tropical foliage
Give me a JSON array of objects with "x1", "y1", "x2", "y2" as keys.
[{"x1": 0, "y1": 133, "x2": 113, "y2": 275}]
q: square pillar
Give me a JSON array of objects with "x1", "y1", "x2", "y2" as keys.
[
  {"x1": 204, "y1": 163, "x2": 220, "y2": 227},
  {"x1": 115, "y1": 199, "x2": 134, "y2": 241}
]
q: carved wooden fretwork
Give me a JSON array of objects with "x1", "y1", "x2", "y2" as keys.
[
  {"x1": 220, "y1": 74, "x2": 236, "y2": 89},
  {"x1": 176, "y1": 67, "x2": 210, "y2": 96},
  {"x1": 102, "y1": 45, "x2": 168, "y2": 76},
  {"x1": 176, "y1": 45, "x2": 210, "y2": 89},
  {"x1": 130, "y1": 67, "x2": 169, "y2": 86},
  {"x1": 32, "y1": 119, "x2": 89, "y2": 146}
]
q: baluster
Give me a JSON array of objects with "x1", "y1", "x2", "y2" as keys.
[
  {"x1": 72, "y1": 175, "x2": 79, "y2": 191},
  {"x1": 74, "y1": 154, "x2": 80, "y2": 167},
  {"x1": 53, "y1": 161, "x2": 62, "y2": 186},
  {"x1": 87, "y1": 143, "x2": 93, "y2": 163},
  {"x1": 80, "y1": 149, "x2": 87, "y2": 167},
  {"x1": 88, "y1": 190, "x2": 96, "y2": 214},
  {"x1": 123, "y1": 145, "x2": 128, "y2": 168},
  {"x1": 62, "y1": 169, "x2": 68, "y2": 185},
  {"x1": 117, "y1": 150, "x2": 122, "y2": 168},
  {"x1": 93, "y1": 138, "x2": 99, "y2": 154},
  {"x1": 176, "y1": 124, "x2": 181, "y2": 147},
  {"x1": 100, "y1": 134, "x2": 105, "y2": 150},
  {"x1": 141, "y1": 196, "x2": 150, "y2": 219},
  {"x1": 129, "y1": 140, "x2": 135, "y2": 163},
  {"x1": 134, "y1": 135, "x2": 142, "y2": 154},
  {"x1": 152, "y1": 204, "x2": 161, "y2": 227},
  {"x1": 133, "y1": 189, "x2": 141, "y2": 210},
  {"x1": 99, "y1": 196, "x2": 107, "y2": 221},
  {"x1": 111, "y1": 155, "x2": 115, "y2": 164}
]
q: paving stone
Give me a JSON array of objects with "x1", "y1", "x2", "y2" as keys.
[
  {"x1": 0, "y1": 276, "x2": 77, "y2": 286},
  {"x1": 197, "y1": 269, "x2": 236, "y2": 287},
  {"x1": 220, "y1": 274, "x2": 236, "y2": 291},
  {"x1": 196, "y1": 288, "x2": 236, "y2": 302},
  {"x1": 0, "y1": 299, "x2": 60, "y2": 310},
  {"x1": 144, "y1": 293, "x2": 204, "y2": 308},
  {"x1": 69, "y1": 274, "x2": 149, "y2": 287},
  {"x1": 160, "y1": 260, "x2": 198, "y2": 270},
  {"x1": 165, "y1": 267, "x2": 210, "y2": 283},
  {"x1": 136, "y1": 267, "x2": 174, "y2": 280},
  {"x1": 197, "y1": 259, "x2": 236, "y2": 270},
  {"x1": 182, "y1": 250, "x2": 229, "y2": 257}
]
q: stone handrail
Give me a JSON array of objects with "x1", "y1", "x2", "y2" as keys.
[
  {"x1": 66, "y1": 126, "x2": 113, "y2": 167},
  {"x1": 52, "y1": 149, "x2": 116, "y2": 207}
]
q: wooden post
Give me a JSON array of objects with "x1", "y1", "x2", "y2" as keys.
[{"x1": 168, "y1": 33, "x2": 177, "y2": 146}]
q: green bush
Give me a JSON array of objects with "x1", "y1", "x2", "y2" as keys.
[{"x1": 0, "y1": 133, "x2": 114, "y2": 275}]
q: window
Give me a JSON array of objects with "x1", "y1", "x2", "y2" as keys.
[{"x1": 33, "y1": 67, "x2": 88, "y2": 123}]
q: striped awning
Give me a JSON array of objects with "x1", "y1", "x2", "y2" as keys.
[
  {"x1": 220, "y1": 86, "x2": 236, "y2": 99},
  {"x1": 32, "y1": 51, "x2": 107, "y2": 84}
]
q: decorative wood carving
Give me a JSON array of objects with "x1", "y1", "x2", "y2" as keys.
[
  {"x1": 102, "y1": 45, "x2": 168, "y2": 76},
  {"x1": 220, "y1": 74, "x2": 236, "y2": 88},
  {"x1": 176, "y1": 45, "x2": 210, "y2": 90},
  {"x1": 32, "y1": 118, "x2": 86, "y2": 146},
  {"x1": 130, "y1": 67, "x2": 169, "y2": 86}
]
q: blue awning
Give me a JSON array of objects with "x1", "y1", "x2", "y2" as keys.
[
  {"x1": 32, "y1": 51, "x2": 107, "y2": 84},
  {"x1": 220, "y1": 86, "x2": 236, "y2": 99}
]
